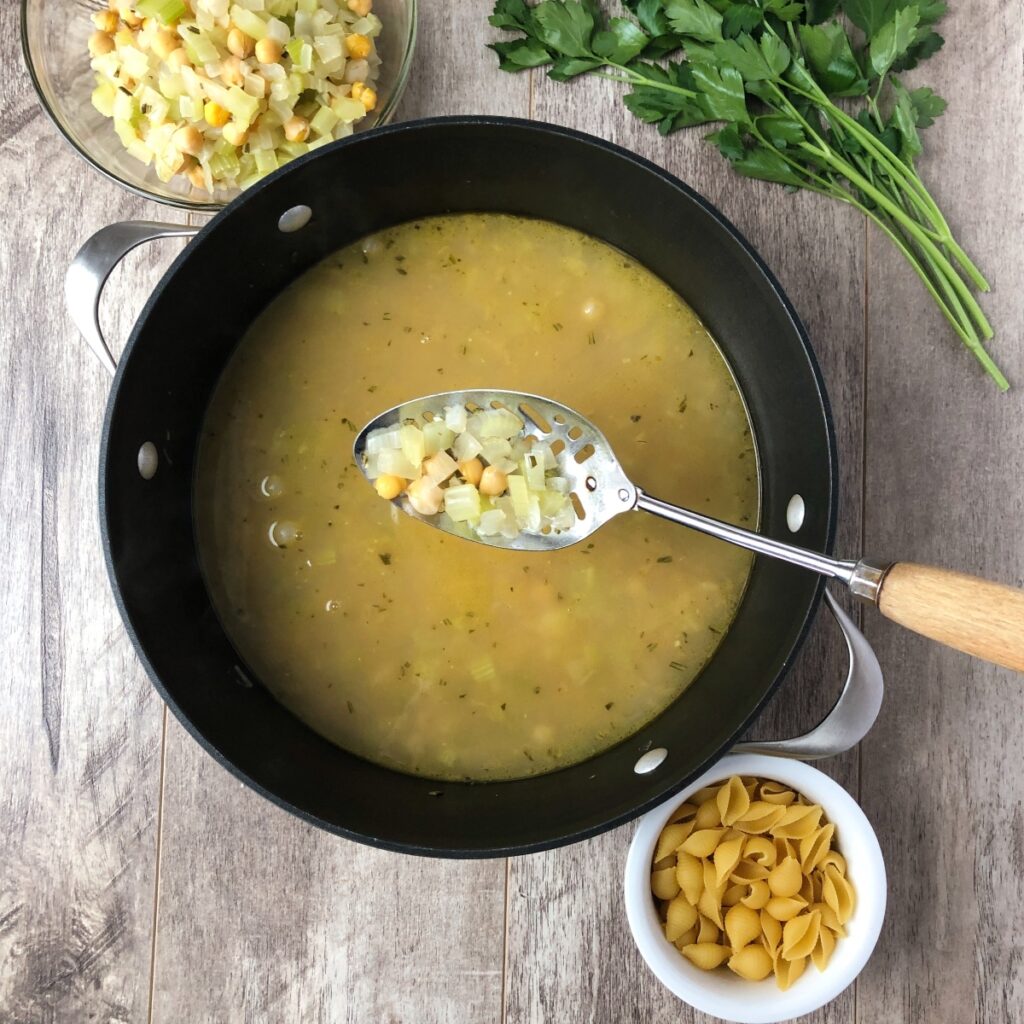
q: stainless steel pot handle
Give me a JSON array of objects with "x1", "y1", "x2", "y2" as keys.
[
  {"x1": 733, "y1": 590, "x2": 884, "y2": 759},
  {"x1": 65, "y1": 220, "x2": 199, "y2": 376}
]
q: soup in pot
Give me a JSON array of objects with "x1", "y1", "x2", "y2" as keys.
[{"x1": 194, "y1": 214, "x2": 759, "y2": 781}]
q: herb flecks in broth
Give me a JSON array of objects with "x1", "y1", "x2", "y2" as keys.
[{"x1": 194, "y1": 214, "x2": 759, "y2": 781}]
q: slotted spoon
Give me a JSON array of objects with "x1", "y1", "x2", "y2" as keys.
[{"x1": 354, "y1": 389, "x2": 1024, "y2": 672}]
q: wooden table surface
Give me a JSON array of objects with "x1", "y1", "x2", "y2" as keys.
[{"x1": 2, "y1": 1, "x2": 1022, "y2": 1021}]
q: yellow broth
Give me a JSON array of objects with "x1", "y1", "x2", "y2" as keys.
[{"x1": 194, "y1": 214, "x2": 759, "y2": 781}]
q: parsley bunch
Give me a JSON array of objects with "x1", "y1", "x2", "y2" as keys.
[{"x1": 489, "y1": 0, "x2": 1007, "y2": 389}]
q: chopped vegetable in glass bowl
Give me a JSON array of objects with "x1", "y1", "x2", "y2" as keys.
[{"x1": 21, "y1": 0, "x2": 416, "y2": 209}]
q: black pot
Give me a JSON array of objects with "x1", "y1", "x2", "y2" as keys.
[{"x1": 96, "y1": 117, "x2": 837, "y2": 856}]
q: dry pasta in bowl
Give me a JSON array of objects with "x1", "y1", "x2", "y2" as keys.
[
  {"x1": 650, "y1": 775, "x2": 855, "y2": 990},
  {"x1": 623, "y1": 753, "x2": 885, "y2": 1024}
]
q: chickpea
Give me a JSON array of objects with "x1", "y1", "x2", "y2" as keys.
[
  {"x1": 479, "y1": 466, "x2": 508, "y2": 496},
  {"x1": 406, "y1": 477, "x2": 442, "y2": 516},
  {"x1": 221, "y1": 121, "x2": 248, "y2": 147},
  {"x1": 185, "y1": 162, "x2": 207, "y2": 191},
  {"x1": 164, "y1": 148, "x2": 188, "y2": 174},
  {"x1": 283, "y1": 115, "x2": 309, "y2": 143},
  {"x1": 458, "y1": 458, "x2": 483, "y2": 487},
  {"x1": 152, "y1": 29, "x2": 179, "y2": 60},
  {"x1": 166, "y1": 46, "x2": 190, "y2": 71},
  {"x1": 92, "y1": 9, "x2": 119, "y2": 33},
  {"x1": 374, "y1": 474, "x2": 405, "y2": 500},
  {"x1": 114, "y1": 25, "x2": 135, "y2": 48},
  {"x1": 122, "y1": 9, "x2": 142, "y2": 27},
  {"x1": 172, "y1": 124, "x2": 203, "y2": 155},
  {"x1": 356, "y1": 85, "x2": 376, "y2": 111},
  {"x1": 204, "y1": 101, "x2": 230, "y2": 127},
  {"x1": 344, "y1": 33, "x2": 371, "y2": 59},
  {"x1": 254, "y1": 37, "x2": 282, "y2": 64},
  {"x1": 226, "y1": 26, "x2": 254, "y2": 58},
  {"x1": 347, "y1": 0, "x2": 372, "y2": 14},
  {"x1": 88, "y1": 30, "x2": 115, "y2": 57},
  {"x1": 219, "y1": 54, "x2": 245, "y2": 87}
]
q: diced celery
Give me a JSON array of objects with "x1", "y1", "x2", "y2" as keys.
[
  {"x1": 183, "y1": 33, "x2": 220, "y2": 65},
  {"x1": 112, "y1": 89, "x2": 137, "y2": 123},
  {"x1": 539, "y1": 490, "x2": 569, "y2": 517},
  {"x1": 285, "y1": 38, "x2": 304, "y2": 63},
  {"x1": 297, "y1": 0, "x2": 317, "y2": 11},
  {"x1": 91, "y1": 82, "x2": 117, "y2": 118},
  {"x1": 399, "y1": 424, "x2": 425, "y2": 467},
  {"x1": 471, "y1": 408, "x2": 523, "y2": 439},
  {"x1": 423, "y1": 421, "x2": 455, "y2": 456},
  {"x1": 229, "y1": 5, "x2": 268, "y2": 38},
  {"x1": 477, "y1": 509, "x2": 507, "y2": 537},
  {"x1": 525, "y1": 494, "x2": 542, "y2": 533},
  {"x1": 136, "y1": 0, "x2": 187, "y2": 24},
  {"x1": 265, "y1": 16, "x2": 291, "y2": 43},
  {"x1": 309, "y1": 104, "x2": 339, "y2": 136},
  {"x1": 452, "y1": 431, "x2": 482, "y2": 462},
  {"x1": 377, "y1": 450, "x2": 418, "y2": 478},
  {"x1": 114, "y1": 117, "x2": 138, "y2": 147},
  {"x1": 306, "y1": 133, "x2": 334, "y2": 150},
  {"x1": 313, "y1": 34, "x2": 342, "y2": 63},
  {"x1": 223, "y1": 85, "x2": 261, "y2": 127},
  {"x1": 126, "y1": 137, "x2": 153, "y2": 164},
  {"x1": 158, "y1": 72, "x2": 186, "y2": 100},
  {"x1": 424, "y1": 450, "x2": 458, "y2": 484},
  {"x1": 92, "y1": 52, "x2": 121, "y2": 79},
  {"x1": 278, "y1": 140, "x2": 309, "y2": 158},
  {"x1": 366, "y1": 426, "x2": 402, "y2": 453},
  {"x1": 508, "y1": 476, "x2": 530, "y2": 520},
  {"x1": 234, "y1": 0, "x2": 265, "y2": 10},
  {"x1": 253, "y1": 148, "x2": 279, "y2": 175},
  {"x1": 480, "y1": 438, "x2": 511, "y2": 465},
  {"x1": 267, "y1": 0, "x2": 296, "y2": 15},
  {"x1": 444, "y1": 405, "x2": 467, "y2": 433},
  {"x1": 331, "y1": 96, "x2": 365, "y2": 123},
  {"x1": 444, "y1": 484, "x2": 481, "y2": 523},
  {"x1": 119, "y1": 45, "x2": 150, "y2": 81},
  {"x1": 522, "y1": 450, "x2": 546, "y2": 491}
]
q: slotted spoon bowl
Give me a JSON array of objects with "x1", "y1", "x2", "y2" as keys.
[{"x1": 355, "y1": 389, "x2": 1024, "y2": 672}]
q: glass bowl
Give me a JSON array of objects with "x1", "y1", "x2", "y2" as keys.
[{"x1": 21, "y1": 0, "x2": 417, "y2": 212}]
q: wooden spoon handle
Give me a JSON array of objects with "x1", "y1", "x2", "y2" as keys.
[{"x1": 876, "y1": 563, "x2": 1024, "y2": 671}]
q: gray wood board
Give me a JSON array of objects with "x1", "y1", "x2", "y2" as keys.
[
  {"x1": 0, "y1": 10, "x2": 188, "y2": 1018},
  {"x1": 858, "y1": 1, "x2": 1024, "y2": 1021}
]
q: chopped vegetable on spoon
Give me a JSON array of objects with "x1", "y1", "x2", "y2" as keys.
[{"x1": 362, "y1": 403, "x2": 576, "y2": 540}]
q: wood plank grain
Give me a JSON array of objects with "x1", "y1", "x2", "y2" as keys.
[
  {"x1": 146, "y1": 7, "x2": 521, "y2": 1023},
  {"x1": 505, "y1": 46, "x2": 866, "y2": 1024},
  {"x1": 0, "y1": 10, "x2": 188, "y2": 1018},
  {"x1": 857, "y1": 1, "x2": 1024, "y2": 1019}
]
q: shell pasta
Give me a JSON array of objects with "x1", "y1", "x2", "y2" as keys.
[{"x1": 650, "y1": 775, "x2": 856, "y2": 990}]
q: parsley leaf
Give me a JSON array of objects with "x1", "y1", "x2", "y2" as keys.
[{"x1": 487, "y1": 0, "x2": 1007, "y2": 390}]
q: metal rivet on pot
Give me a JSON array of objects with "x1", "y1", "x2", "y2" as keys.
[
  {"x1": 634, "y1": 747, "x2": 668, "y2": 774},
  {"x1": 278, "y1": 205, "x2": 312, "y2": 233},
  {"x1": 787, "y1": 494, "x2": 805, "y2": 533},
  {"x1": 137, "y1": 441, "x2": 158, "y2": 480}
]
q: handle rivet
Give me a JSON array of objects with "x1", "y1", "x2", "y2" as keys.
[
  {"x1": 786, "y1": 494, "x2": 805, "y2": 532},
  {"x1": 137, "y1": 442, "x2": 158, "y2": 480},
  {"x1": 278, "y1": 205, "x2": 312, "y2": 233},
  {"x1": 634, "y1": 748, "x2": 668, "y2": 774},
  {"x1": 618, "y1": 488, "x2": 630, "y2": 502}
]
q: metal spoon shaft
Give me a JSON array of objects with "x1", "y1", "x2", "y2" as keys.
[{"x1": 635, "y1": 490, "x2": 859, "y2": 584}]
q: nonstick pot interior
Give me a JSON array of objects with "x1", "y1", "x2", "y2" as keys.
[{"x1": 101, "y1": 117, "x2": 837, "y2": 856}]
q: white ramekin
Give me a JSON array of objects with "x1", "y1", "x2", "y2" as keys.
[{"x1": 624, "y1": 753, "x2": 886, "y2": 1024}]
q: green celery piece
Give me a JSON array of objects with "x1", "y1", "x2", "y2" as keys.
[{"x1": 135, "y1": 0, "x2": 186, "y2": 24}]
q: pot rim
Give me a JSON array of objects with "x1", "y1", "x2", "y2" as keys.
[{"x1": 97, "y1": 116, "x2": 839, "y2": 857}]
